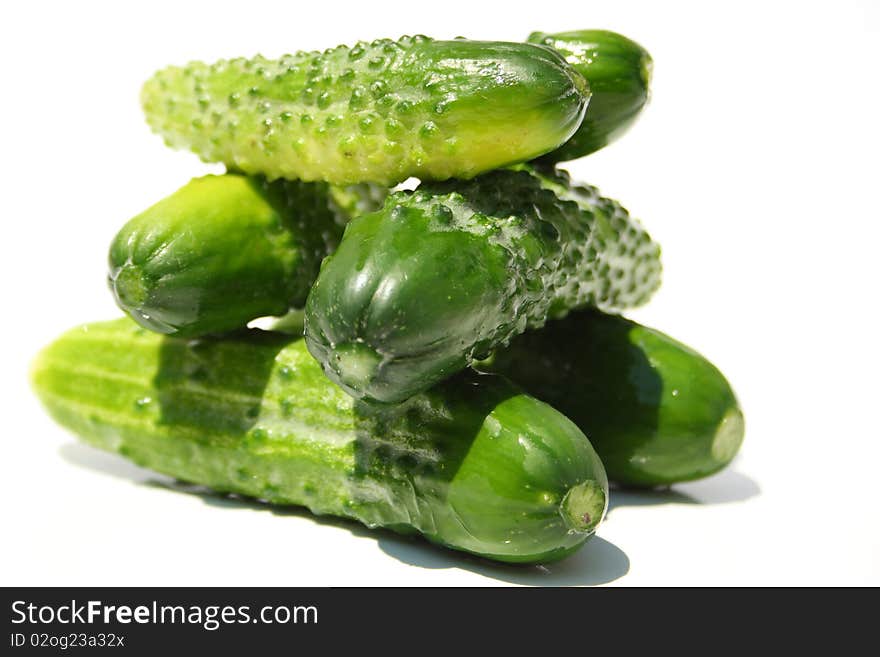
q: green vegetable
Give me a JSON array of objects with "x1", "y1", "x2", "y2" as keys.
[
  {"x1": 32, "y1": 318, "x2": 609, "y2": 564},
  {"x1": 483, "y1": 310, "x2": 744, "y2": 487},
  {"x1": 528, "y1": 30, "x2": 652, "y2": 161},
  {"x1": 108, "y1": 174, "x2": 385, "y2": 337},
  {"x1": 304, "y1": 164, "x2": 661, "y2": 403},
  {"x1": 141, "y1": 37, "x2": 589, "y2": 185}
]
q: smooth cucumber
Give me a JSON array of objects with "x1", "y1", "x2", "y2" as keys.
[
  {"x1": 32, "y1": 318, "x2": 608, "y2": 564},
  {"x1": 304, "y1": 164, "x2": 661, "y2": 403},
  {"x1": 108, "y1": 174, "x2": 384, "y2": 337},
  {"x1": 528, "y1": 30, "x2": 652, "y2": 161},
  {"x1": 141, "y1": 37, "x2": 588, "y2": 185},
  {"x1": 483, "y1": 310, "x2": 744, "y2": 486}
]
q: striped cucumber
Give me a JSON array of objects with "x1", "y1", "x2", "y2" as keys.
[
  {"x1": 32, "y1": 318, "x2": 608, "y2": 564},
  {"x1": 483, "y1": 310, "x2": 744, "y2": 487},
  {"x1": 141, "y1": 37, "x2": 588, "y2": 185},
  {"x1": 108, "y1": 174, "x2": 385, "y2": 337},
  {"x1": 529, "y1": 30, "x2": 652, "y2": 161},
  {"x1": 304, "y1": 164, "x2": 661, "y2": 403}
]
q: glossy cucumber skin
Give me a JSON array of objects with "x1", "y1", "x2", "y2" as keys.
[
  {"x1": 529, "y1": 30, "x2": 652, "y2": 162},
  {"x1": 483, "y1": 310, "x2": 744, "y2": 487},
  {"x1": 32, "y1": 318, "x2": 608, "y2": 564},
  {"x1": 141, "y1": 37, "x2": 588, "y2": 185},
  {"x1": 304, "y1": 164, "x2": 661, "y2": 403},
  {"x1": 108, "y1": 174, "x2": 384, "y2": 338}
]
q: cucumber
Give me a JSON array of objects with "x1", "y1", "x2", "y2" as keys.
[
  {"x1": 304, "y1": 164, "x2": 661, "y2": 403},
  {"x1": 32, "y1": 318, "x2": 608, "y2": 564},
  {"x1": 482, "y1": 310, "x2": 744, "y2": 487},
  {"x1": 108, "y1": 174, "x2": 385, "y2": 337},
  {"x1": 528, "y1": 30, "x2": 652, "y2": 162},
  {"x1": 141, "y1": 37, "x2": 588, "y2": 185}
]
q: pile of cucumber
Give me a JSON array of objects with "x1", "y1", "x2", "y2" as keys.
[{"x1": 32, "y1": 30, "x2": 743, "y2": 565}]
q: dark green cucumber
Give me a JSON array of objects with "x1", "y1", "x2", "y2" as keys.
[
  {"x1": 141, "y1": 37, "x2": 588, "y2": 185},
  {"x1": 304, "y1": 164, "x2": 661, "y2": 403},
  {"x1": 528, "y1": 30, "x2": 652, "y2": 161},
  {"x1": 32, "y1": 318, "x2": 608, "y2": 564},
  {"x1": 108, "y1": 174, "x2": 385, "y2": 337},
  {"x1": 482, "y1": 310, "x2": 744, "y2": 487}
]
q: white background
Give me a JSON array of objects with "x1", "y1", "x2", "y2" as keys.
[{"x1": 1, "y1": 0, "x2": 878, "y2": 586}]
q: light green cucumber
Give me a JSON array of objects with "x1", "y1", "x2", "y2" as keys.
[
  {"x1": 32, "y1": 318, "x2": 608, "y2": 564},
  {"x1": 141, "y1": 37, "x2": 589, "y2": 185}
]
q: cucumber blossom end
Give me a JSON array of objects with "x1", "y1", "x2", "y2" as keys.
[
  {"x1": 711, "y1": 407, "x2": 745, "y2": 465},
  {"x1": 560, "y1": 480, "x2": 607, "y2": 534}
]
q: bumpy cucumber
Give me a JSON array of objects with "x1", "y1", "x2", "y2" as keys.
[
  {"x1": 304, "y1": 164, "x2": 661, "y2": 403},
  {"x1": 32, "y1": 318, "x2": 608, "y2": 564},
  {"x1": 108, "y1": 174, "x2": 385, "y2": 337},
  {"x1": 483, "y1": 310, "x2": 744, "y2": 487},
  {"x1": 528, "y1": 30, "x2": 652, "y2": 161},
  {"x1": 141, "y1": 37, "x2": 588, "y2": 185}
]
